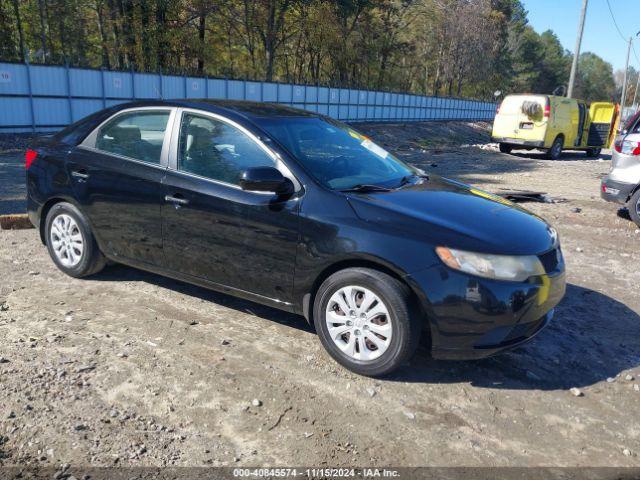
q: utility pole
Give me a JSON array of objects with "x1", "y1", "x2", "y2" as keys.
[
  {"x1": 632, "y1": 70, "x2": 640, "y2": 111},
  {"x1": 567, "y1": 0, "x2": 588, "y2": 98},
  {"x1": 622, "y1": 32, "x2": 640, "y2": 113},
  {"x1": 620, "y1": 37, "x2": 632, "y2": 112}
]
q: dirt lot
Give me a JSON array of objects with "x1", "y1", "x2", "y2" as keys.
[{"x1": 1, "y1": 122, "x2": 639, "y2": 469}]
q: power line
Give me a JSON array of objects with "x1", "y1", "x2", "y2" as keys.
[
  {"x1": 605, "y1": 0, "x2": 628, "y2": 42},
  {"x1": 604, "y1": 0, "x2": 639, "y2": 70}
]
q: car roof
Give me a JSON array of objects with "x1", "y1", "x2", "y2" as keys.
[
  {"x1": 53, "y1": 99, "x2": 324, "y2": 146},
  {"x1": 110, "y1": 99, "x2": 320, "y2": 120}
]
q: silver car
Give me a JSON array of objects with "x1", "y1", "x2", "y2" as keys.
[{"x1": 601, "y1": 111, "x2": 640, "y2": 225}]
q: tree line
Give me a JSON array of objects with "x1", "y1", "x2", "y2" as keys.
[{"x1": 0, "y1": 0, "x2": 626, "y2": 102}]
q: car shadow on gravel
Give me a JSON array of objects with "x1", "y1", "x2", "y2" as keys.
[
  {"x1": 91, "y1": 267, "x2": 639, "y2": 390},
  {"x1": 92, "y1": 264, "x2": 315, "y2": 333},
  {"x1": 394, "y1": 283, "x2": 640, "y2": 390},
  {"x1": 509, "y1": 150, "x2": 612, "y2": 162}
]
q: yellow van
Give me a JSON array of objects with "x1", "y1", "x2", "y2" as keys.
[{"x1": 491, "y1": 94, "x2": 616, "y2": 159}]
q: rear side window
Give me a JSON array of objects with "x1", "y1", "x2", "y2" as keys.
[
  {"x1": 54, "y1": 110, "x2": 111, "y2": 145},
  {"x1": 623, "y1": 111, "x2": 640, "y2": 133},
  {"x1": 177, "y1": 113, "x2": 276, "y2": 185},
  {"x1": 94, "y1": 111, "x2": 170, "y2": 164}
]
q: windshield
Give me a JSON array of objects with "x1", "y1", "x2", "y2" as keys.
[{"x1": 255, "y1": 117, "x2": 416, "y2": 190}]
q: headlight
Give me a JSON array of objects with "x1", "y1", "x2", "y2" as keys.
[{"x1": 435, "y1": 246, "x2": 545, "y2": 282}]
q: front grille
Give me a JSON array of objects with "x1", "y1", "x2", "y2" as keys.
[{"x1": 538, "y1": 248, "x2": 562, "y2": 274}]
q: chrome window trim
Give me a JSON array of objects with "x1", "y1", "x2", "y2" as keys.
[
  {"x1": 81, "y1": 107, "x2": 177, "y2": 168},
  {"x1": 168, "y1": 107, "x2": 302, "y2": 193},
  {"x1": 76, "y1": 145, "x2": 170, "y2": 172}
]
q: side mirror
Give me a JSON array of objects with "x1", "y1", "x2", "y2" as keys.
[{"x1": 239, "y1": 167, "x2": 294, "y2": 196}]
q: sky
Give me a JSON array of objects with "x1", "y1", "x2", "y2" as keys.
[{"x1": 522, "y1": 0, "x2": 639, "y2": 73}]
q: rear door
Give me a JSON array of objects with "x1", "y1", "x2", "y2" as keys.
[
  {"x1": 611, "y1": 112, "x2": 640, "y2": 179},
  {"x1": 68, "y1": 107, "x2": 175, "y2": 266},
  {"x1": 587, "y1": 102, "x2": 616, "y2": 147},
  {"x1": 493, "y1": 95, "x2": 548, "y2": 143},
  {"x1": 161, "y1": 109, "x2": 300, "y2": 304}
]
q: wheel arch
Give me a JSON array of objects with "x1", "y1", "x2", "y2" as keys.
[
  {"x1": 301, "y1": 258, "x2": 429, "y2": 337},
  {"x1": 38, "y1": 196, "x2": 90, "y2": 245},
  {"x1": 627, "y1": 183, "x2": 640, "y2": 204},
  {"x1": 39, "y1": 197, "x2": 69, "y2": 244}
]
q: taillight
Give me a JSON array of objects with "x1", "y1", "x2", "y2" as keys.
[
  {"x1": 618, "y1": 140, "x2": 640, "y2": 156},
  {"x1": 543, "y1": 100, "x2": 550, "y2": 118},
  {"x1": 25, "y1": 149, "x2": 38, "y2": 169},
  {"x1": 614, "y1": 140, "x2": 623, "y2": 153}
]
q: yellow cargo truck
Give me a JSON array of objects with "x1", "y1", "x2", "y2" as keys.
[{"x1": 491, "y1": 94, "x2": 616, "y2": 159}]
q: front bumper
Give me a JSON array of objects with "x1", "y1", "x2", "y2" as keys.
[
  {"x1": 491, "y1": 137, "x2": 545, "y2": 148},
  {"x1": 406, "y1": 261, "x2": 566, "y2": 360},
  {"x1": 600, "y1": 176, "x2": 635, "y2": 204}
]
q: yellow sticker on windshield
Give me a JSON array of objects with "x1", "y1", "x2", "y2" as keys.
[
  {"x1": 348, "y1": 130, "x2": 362, "y2": 140},
  {"x1": 361, "y1": 139, "x2": 389, "y2": 159}
]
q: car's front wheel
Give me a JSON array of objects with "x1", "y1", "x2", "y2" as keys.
[
  {"x1": 314, "y1": 268, "x2": 421, "y2": 377},
  {"x1": 45, "y1": 202, "x2": 106, "y2": 278}
]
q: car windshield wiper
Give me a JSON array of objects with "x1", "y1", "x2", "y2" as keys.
[
  {"x1": 338, "y1": 184, "x2": 393, "y2": 193},
  {"x1": 396, "y1": 173, "x2": 429, "y2": 189}
]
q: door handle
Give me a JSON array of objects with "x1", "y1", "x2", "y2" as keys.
[
  {"x1": 164, "y1": 194, "x2": 189, "y2": 206},
  {"x1": 71, "y1": 170, "x2": 89, "y2": 180}
]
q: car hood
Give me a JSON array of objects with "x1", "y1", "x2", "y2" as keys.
[{"x1": 346, "y1": 175, "x2": 556, "y2": 255}]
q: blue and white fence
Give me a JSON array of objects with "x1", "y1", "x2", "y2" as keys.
[{"x1": 0, "y1": 61, "x2": 496, "y2": 133}]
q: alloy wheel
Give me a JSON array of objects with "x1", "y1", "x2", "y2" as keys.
[{"x1": 50, "y1": 214, "x2": 84, "y2": 267}]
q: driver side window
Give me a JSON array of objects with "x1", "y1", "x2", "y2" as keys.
[{"x1": 178, "y1": 113, "x2": 276, "y2": 185}]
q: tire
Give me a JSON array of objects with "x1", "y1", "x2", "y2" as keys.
[
  {"x1": 45, "y1": 202, "x2": 106, "y2": 278},
  {"x1": 627, "y1": 189, "x2": 640, "y2": 228},
  {"x1": 546, "y1": 136, "x2": 563, "y2": 160},
  {"x1": 586, "y1": 148, "x2": 601, "y2": 158},
  {"x1": 313, "y1": 268, "x2": 421, "y2": 377},
  {"x1": 499, "y1": 143, "x2": 512, "y2": 154}
]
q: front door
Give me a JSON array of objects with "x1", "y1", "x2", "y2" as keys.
[
  {"x1": 68, "y1": 108, "x2": 174, "y2": 266},
  {"x1": 161, "y1": 110, "x2": 300, "y2": 304}
]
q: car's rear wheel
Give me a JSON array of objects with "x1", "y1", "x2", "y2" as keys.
[
  {"x1": 499, "y1": 143, "x2": 512, "y2": 154},
  {"x1": 586, "y1": 148, "x2": 601, "y2": 158},
  {"x1": 627, "y1": 189, "x2": 640, "y2": 228},
  {"x1": 314, "y1": 268, "x2": 421, "y2": 377},
  {"x1": 546, "y1": 136, "x2": 563, "y2": 160},
  {"x1": 45, "y1": 202, "x2": 106, "y2": 278}
]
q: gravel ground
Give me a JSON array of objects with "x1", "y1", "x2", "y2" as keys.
[{"x1": 0, "y1": 122, "x2": 639, "y2": 469}]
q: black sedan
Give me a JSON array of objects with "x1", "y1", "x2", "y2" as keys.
[{"x1": 25, "y1": 100, "x2": 566, "y2": 376}]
